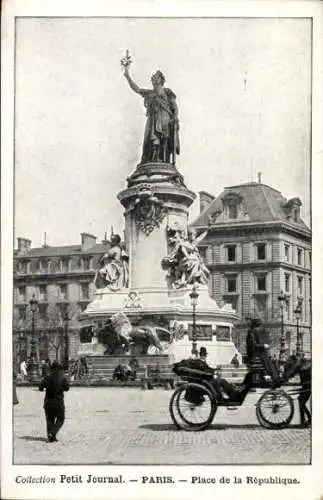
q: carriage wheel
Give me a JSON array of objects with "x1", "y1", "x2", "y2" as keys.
[
  {"x1": 169, "y1": 383, "x2": 217, "y2": 431},
  {"x1": 256, "y1": 389, "x2": 294, "y2": 429}
]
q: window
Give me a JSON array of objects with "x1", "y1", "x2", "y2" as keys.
[
  {"x1": 255, "y1": 295, "x2": 267, "y2": 321},
  {"x1": 284, "y1": 244, "x2": 290, "y2": 262},
  {"x1": 308, "y1": 251, "x2": 311, "y2": 268},
  {"x1": 226, "y1": 245, "x2": 236, "y2": 262},
  {"x1": 199, "y1": 247, "x2": 207, "y2": 262},
  {"x1": 80, "y1": 283, "x2": 90, "y2": 300},
  {"x1": 59, "y1": 303, "x2": 68, "y2": 318},
  {"x1": 285, "y1": 298, "x2": 291, "y2": 321},
  {"x1": 83, "y1": 257, "x2": 92, "y2": 270},
  {"x1": 226, "y1": 276, "x2": 237, "y2": 293},
  {"x1": 59, "y1": 284, "x2": 67, "y2": 300},
  {"x1": 38, "y1": 304, "x2": 47, "y2": 320},
  {"x1": 297, "y1": 248, "x2": 303, "y2": 266},
  {"x1": 18, "y1": 260, "x2": 30, "y2": 273},
  {"x1": 18, "y1": 306, "x2": 26, "y2": 320},
  {"x1": 37, "y1": 259, "x2": 47, "y2": 272},
  {"x1": 228, "y1": 204, "x2": 238, "y2": 219},
  {"x1": 38, "y1": 284, "x2": 47, "y2": 301},
  {"x1": 60, "y1": 259, "x2": 69, "y2": 272},
  {"x1": 256, "y1": 243, "x2": 266, "y2": 261},
  {"x1": 17, "y1": 286, "x2": 26, "y2": 301},
  {"x1": 256, "y1": 275, "x2": 267, "y2": 292},
  {"x1": 297, "y1": 276, "x2": 303, "y2": 296},
  {"x1": 284, "y1": 273, "x2": 290, "y2": 293}
]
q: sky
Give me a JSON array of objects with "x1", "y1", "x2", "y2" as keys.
[{"x1": 15, "y1": 17, "x2": 312, "y2": 248}]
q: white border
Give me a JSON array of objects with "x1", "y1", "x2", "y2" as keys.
[{"x1": 2, "y1": 2, "x2": 323, "y2": 500}]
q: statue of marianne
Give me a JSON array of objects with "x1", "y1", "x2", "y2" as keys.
[{"x1": 123, "y1": 65, "x2": 180, "y2": 165}]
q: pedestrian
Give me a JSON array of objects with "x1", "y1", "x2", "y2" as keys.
[
  {"x1": 13, "y1": 367, "x2": 19, "y2": 405},
  {"x1": 129, "y1": 357, "x2": 139, "y2": 381},
  {"x1": 40, "y1": 360, "x2": 46, "y2": 377},
  {"x1": 230, "y1": 352, "x2": 241, "y2": 368},
  {"x1": 246, "y1": 318, "x2": 280, "y2": 383},
  {"x1": 45, "y1": 358, "x2": 51, "y2": 375},
  {"x1": 20, "y1": 359, "x2": 28, "y2": 380},
  {"x1": 39, "y1": 361, "x2": 70, "y2": 443}
]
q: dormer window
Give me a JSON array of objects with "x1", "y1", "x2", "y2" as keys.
[
  {"x1": 221, "y1": 192, "x2": 244, "y2": 220},
  {"x1": 283, "y1": 197, "x2": 302, "y2": 223},
  {"x1": 228, "y1": 204, "x2": 238, "y2": 219}
]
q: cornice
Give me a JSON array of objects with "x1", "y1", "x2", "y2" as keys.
[
  {"x1": 206, "y1": 261, "x2": 311, "y2": 273},
  {"x1": 14, "y1": 270, "x2": 96, "y2": 283},
  {"x1": 192, "y1": 220, "x2": 311, "y2": 241}
]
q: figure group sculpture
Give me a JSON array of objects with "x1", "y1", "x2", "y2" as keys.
[
  {"x1": 122, "y1": 51, "x2": 180, "y2": 165},
  {"x1": 162, "y1": 228, "x2": 210, "y2": 288}
]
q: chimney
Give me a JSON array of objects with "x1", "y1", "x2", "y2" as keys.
[
  {"x1": 17, "y1": 237, "x2": 32, "y2": 255},
  {"x1": 81, "y1": 232, "x2": 97, "y2": 251},
  {"x1": 257, "y1": 172, "x2": 262, "y2": 184},
  {"x1": 101, "y1": 231, "x2": 109, "y2": 245},
  {"x1": 42, "y1": 231, "x2": 49, "y2": 248}
]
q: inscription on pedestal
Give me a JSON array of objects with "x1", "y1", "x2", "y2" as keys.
[
  {"x1": 216, "y1": 326, "x2": 231, "y2": 342},
  {"x1": 187, "y1": 324, "x2": 213, "y2": 341}
]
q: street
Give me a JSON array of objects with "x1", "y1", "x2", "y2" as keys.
[{"x1": 14, "y1": 387, "x2": 310, "y2": 465}]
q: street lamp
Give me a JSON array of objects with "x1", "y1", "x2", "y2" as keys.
[
  {"x1": 29, "y1": 294, "x2": 39, "y2": 382},
  {"x1": 278, "y1": 290, "x2": 287, "y2": 369},
  {"x1": 294, "y1": 301, "x2": 302, "y2": 357},
  {"x1": 189, "y1": 284, "x2": 199, "y2": 357},
  {"x1": 62, "y1": 311, "x2": 70, "y2": 372}
]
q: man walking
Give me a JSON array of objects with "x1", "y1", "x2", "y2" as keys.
[{"x1": 39, "y1": 361, "x2": 69, "y2": 443}]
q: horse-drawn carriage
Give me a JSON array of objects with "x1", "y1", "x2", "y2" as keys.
[{"x1": 169, "y1": 355, "x2": 311, "y2": 431}]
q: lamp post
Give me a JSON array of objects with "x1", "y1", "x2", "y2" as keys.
[
  {"x1": 294, "y1": 301, "x2": 302, "y2": 357},
  {"x1": 278, "y1": 290, "x2": 287, "y2": 369},
  {"x1": 62, "y1": 311, "x2": 70, "y2": 372},
  {"x1": 189, "y1": 284, "x2": 199, "y2": 357},
  {"x1": 29, "y1": 294, "x2": 39, "y2": 382}
]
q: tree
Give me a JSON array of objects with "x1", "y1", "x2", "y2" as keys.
[
  {"x1": 46, "y1": 303, "x2": 78, "y2": 362},
  {"x1": 46, "y1": 303, "x2": 63, "y2": 360}
]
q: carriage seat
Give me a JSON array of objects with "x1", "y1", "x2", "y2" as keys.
[{"x1": 173, "y1": 359, "x2": 214, "y2": 382}]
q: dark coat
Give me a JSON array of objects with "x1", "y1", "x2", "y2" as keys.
[
  {"x1": 246, "y1": 326, "x2": 266, "y2": 362},
  {"x1": 39, "y1": 370, "x2": 69, "y2": 405}
]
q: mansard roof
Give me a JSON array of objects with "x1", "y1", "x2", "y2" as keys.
[
  {"x1": 191, "y1": 182, "x2": 310, "y2": 231},
  {"x1": 14, "y1": 242, "x2": 110, "y2": 259}
]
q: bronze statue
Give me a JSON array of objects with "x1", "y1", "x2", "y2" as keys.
[{"x1": 122, "y1": 51, "x2": 180, "y2": 165}]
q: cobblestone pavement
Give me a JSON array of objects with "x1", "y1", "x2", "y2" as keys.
[{"x1": 13, "y1": 387, "x2": 310, "y2": 465}]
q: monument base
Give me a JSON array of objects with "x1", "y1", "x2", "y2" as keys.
[{"x1": 80, "y1": 285, "x2": 237, "y2": 366}]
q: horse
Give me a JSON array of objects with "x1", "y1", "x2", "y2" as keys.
[{"x1": 283, "y1": 357, "x2": 311, "y2": 427}]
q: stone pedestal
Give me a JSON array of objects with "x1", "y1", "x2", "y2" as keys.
[{"x1": 80, "y1": 161, "x2": 237, "y2": 365}]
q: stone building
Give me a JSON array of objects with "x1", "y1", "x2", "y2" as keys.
[
  {"x1": 192, "y1": 181, "x2": 311, "y2": 356},
  {"x1": 13, "y1": 232, "x2": 111, "y2": 366}
]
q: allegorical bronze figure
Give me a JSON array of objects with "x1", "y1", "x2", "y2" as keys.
[{"x1": 121, "y1": 51, "x2": 180, "y2": 165}]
